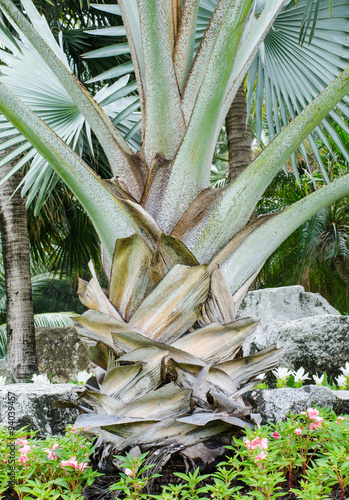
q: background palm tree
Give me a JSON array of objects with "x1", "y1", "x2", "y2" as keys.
[
  {"x1": 0, "y1": 151, "x2": 37, "y2": 380},
  {"x1": 0, "y1": 261, "x2": 79, "y2": 360}
]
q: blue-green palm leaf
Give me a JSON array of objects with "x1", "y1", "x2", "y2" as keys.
[
  {"x1": 0, "y1": 8, "x2": 141, "y2": 213},
  {"x1": 249, "y1": 0, "x2": 349, "y2": 181}
]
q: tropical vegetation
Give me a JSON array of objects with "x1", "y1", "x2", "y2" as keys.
[
  {"x1": 1, "y1": 408, "x2": 349, "y2": 498},
  {"x1": 0, "y1": 0, "x2": 348, "y2": 476},
  {"x1": 256, "y1": 170, "x2": 349, "y2": 314}
]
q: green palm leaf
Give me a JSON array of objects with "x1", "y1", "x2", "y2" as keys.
[
  {"x1": 0, "y1": 9, "x2": 141, "y2": 213},
  {"x1": 250, "y1": 0, "x2": 349, "y2": 180}
]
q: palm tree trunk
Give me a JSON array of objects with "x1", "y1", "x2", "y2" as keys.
[
  {"x1": 225, "y1": 83, "x2": 252, "y2": 182},
  {"x1": 0, "y1": 153, "x2": 37, "y2": 381}
]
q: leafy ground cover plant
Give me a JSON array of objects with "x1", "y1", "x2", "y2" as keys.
[
  {"x1": 1, "y1": 410, "x2": 349, "y2": 499},
  {"x1": 109, "y1": 408, "x2": 349, "y2": 499},
  {"x1": 0, "y1": 425, "x2": 102, "y2": 499}
]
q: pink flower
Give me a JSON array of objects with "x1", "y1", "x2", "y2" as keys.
[
  {"x1": 345, "y1": 457, "x2": 349, "y2": 460},
  {"x1": 19, "y1": 455, "x2": 29, "y2": 464},
  {"x1": 255, "y1": 451, "x2": 268, "y2": 462},
  {"x1": 70, "y1": 427, "x2": 77, "y2": 434},
  {"x1": 244, "y1": 439, "x2": 253, "y2": 449},
  {"x1": 52, "y1": 443, "x2": 59, "y2": 450},
  {"x1": 16, "y1": 437, "x2": 27, "y2": 446},
  {"x1": 336, "y1": 417, "x2": 347, "y2": 424},
  {"x1": 60, "y1": 456, "x2": 89, "y2": 472},
  {"x1": 245, "y1": 436, "x2": 268, "y2": 450},
  {"x1": 307, "y1": 408, "x2": 320, "y2": 420},
  {"x1": 259, "y1": 438, "x2": 268, "y2": 450},
  {"x1": 309, "y1": 417, "x2": 323, "y2": 430},
  {"x1": 18, "y1": 444, "x2": 31, "y2": 455},
  {"x1": 61, "y1": 456, "x2": 78, "y2": 469},
  {"x1": 245, "y1": 437, "x2": 260, "y2": 450},
  {"x1": 273, "y1": 431, "x2": 281, "y2": 439},
  {"x1": 76, "y1": 462, "x2": 88, "y2": 472},
  {"x1": 45, "y1": 448, "x2": 58, "y2": 460},
  {"x1": 295, "y1": 428, "x2": 302, "y2": 435},
  {"x1": 124, "y1": 468, "x2": 133, "y2": 476}
]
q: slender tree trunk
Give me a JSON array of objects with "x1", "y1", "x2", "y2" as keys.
[
  {"x1": 0, "y1": 154, "x2": 37, "y2": 381},
  {"x1": 225, "y1": 83, "x2": 252, "y2": 182},
  {"x1": 226, "y1": 84, "x2": 256, "y2": 291}
]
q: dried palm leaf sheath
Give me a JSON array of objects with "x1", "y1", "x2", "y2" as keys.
[{"x1": 67, "y1": 233, "x2": 283, "y2": 472}]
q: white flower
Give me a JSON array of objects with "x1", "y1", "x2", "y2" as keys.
[
  {"x1": 32, "y1": 373, "x2": 50, "y2": 384},
  {"x1": 272, "y1": 367, "x2": 292, "y2": 380},
  {"x1": 0, "y1": 376, "x2": 6, "y2": 386},
  {"x1": 256, "y1": 373, "x2": 265, "y2": 380},
  {"x1": 340, "y1": 362, "x2": 349, "y2": 377},
  {"x1": 293, "y1": 367, "x2": 309, "y2": 383},
  {"x1": 313, "y1": 373, "x2": 325, "y2": 385},
  {"x1": 336, "y1": 374, "x2": 347, "y2": 389},
  {"x1": 76, "y1": 371, "x2": 93, "y2": 384}
]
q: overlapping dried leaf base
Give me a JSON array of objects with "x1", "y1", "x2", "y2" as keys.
[{"x1": 60, "y1": 233, "x2": 282, "y2": 472}]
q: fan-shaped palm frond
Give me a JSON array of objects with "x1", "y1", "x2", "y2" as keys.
[
  {"x1": 249, "y1": 0, "x2": 349, "y2": 182},
  {"x1": 32, "y1": 311, "x2": 77, "y2": 327},
  {"x1": 0, "y1": 5, "x2": 141, "y2": 212}
]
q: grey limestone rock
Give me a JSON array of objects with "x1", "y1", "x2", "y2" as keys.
[
  {"x1": 36, "y1": 326, "x2": 95, "y2": 383},
  {"x1": 245, "y1": 386, "x2": 345, "y2": 424},
  {"x1": 0, "y1": 358, "x2": 16, "y2": 384},
  {"x1": 0, "y1": 383, "x2": 80, "y2": 436},
  {"x1": 237, "y1": 285, "x2": 339, "y2": 324},
  {"x1": 242, "y1": 315, "x2": 349, "y2": 380},
  {"x1": 237, "y1": 286, "x2": 348, "y2": 380},
  {"x1": 336, "y1": 390, "x2": 349, "y2": 414}
]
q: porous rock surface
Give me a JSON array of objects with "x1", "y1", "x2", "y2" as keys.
[
  {"x1": 0, "y1": 383, "x2": 79, "y2": 436},
  {"x1": 237, "y1": 285, "x2": 339, "y2": 323},
  {"x1": 36, "y1": 326, "x2": 95, "y2": 383},
  {"x1": 245, "y1": 386, "x2": 348, "y2": 424},
  {"x1": 0, "y1": 358, "x2": 16, "y2": 384},
  {"x1": 237, "y1": 286, "x2": 348, "y2": 380},
  {"x1": 336, "y1": 390, "x2": 349, "y2": 414}
]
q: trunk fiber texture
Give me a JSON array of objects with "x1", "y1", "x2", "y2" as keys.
[
  {"x1": 226, "y1": 83, "x2": 252, "y2": 182},
  {"x1": 0, "y1": 152, "x2": 37, "y2": 381}
]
